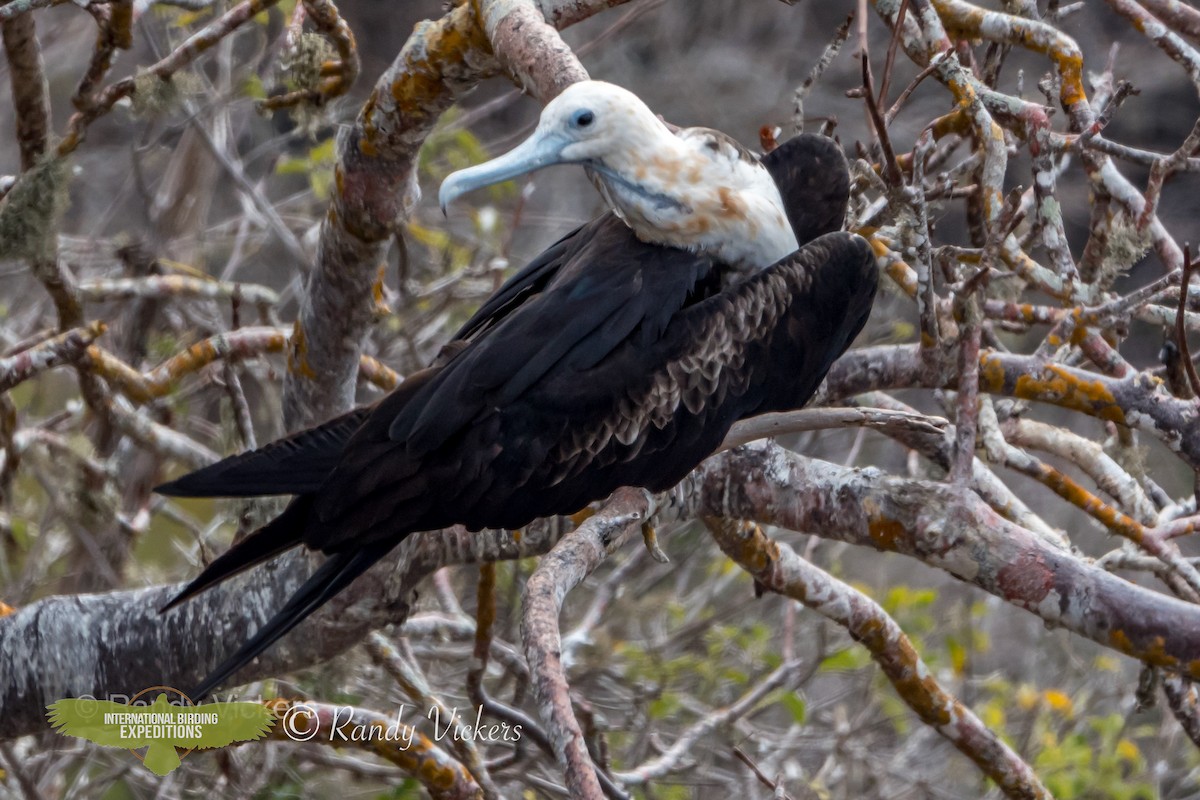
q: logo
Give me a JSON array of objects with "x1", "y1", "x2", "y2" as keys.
[{"x1": 46, "y1": 686, "x2": 275, "y2": 776}]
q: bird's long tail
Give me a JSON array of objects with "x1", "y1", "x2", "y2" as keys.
[
  {"x1": 160, "y1": 496, "x2": 315, "y2": 613},
  {"x1": 154, "y1": 407, "x2": 369, "y2": 498},
  {"x1": 186, "y1": 538, "x2": 397, "y2": 701}
]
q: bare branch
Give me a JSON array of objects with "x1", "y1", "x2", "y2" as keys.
[{"x1": 520, "y1": 486, "x2": 650, "y2": 800}]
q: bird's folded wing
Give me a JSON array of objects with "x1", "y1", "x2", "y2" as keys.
[
  {"x1": 450, "y1": 219, "x2": 588, "y2": 341},
  {"x1": 384, "y1": 215, "x2": 716, "y2": 456},
  {"x1": 154, "y1": 405, "x2": 373, "y2": 497},
  {"x1": 762, "y1": 134, "x2": 852, "y2": 247}
]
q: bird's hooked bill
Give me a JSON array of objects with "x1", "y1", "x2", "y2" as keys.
[{"x1": 439, "y1": 129, "x2": 570, "y2": 214}]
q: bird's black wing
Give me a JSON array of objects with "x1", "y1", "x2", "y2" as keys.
[
  {"x1": 383, "y1": 214, "x2": 715, "y2": 457},
  {"x1": 300, "y1": 232, "x2": 873, "y2": 552},
  {"x1": 153, "y1": 220, "x2": 607, "y2": 500},
  {"x1": 763, "y1": 134, "x2": 851, "y2": 246},
  {"x1": 155, "y1": 406, "x2": 373, "y2": 497},
  {"x1": 303, "y1": 219, "x2": 720, "y2": 549},
  {"x1": 451, "y1": 220, "x2": 590, "y2": 341},
  {"x1": 153, "y1": 135, "x2": 844, "y2": 501},
  {"x1": 494, "y1": 230, "x2": 878, "y2": 506},
  {"x1": 172, "y1": 220, "x2": 723, "y2": 696}
]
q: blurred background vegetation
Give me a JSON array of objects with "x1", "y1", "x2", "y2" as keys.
[{"x1": 3, "y1": 1, "x2": 1200, "y2": 798}]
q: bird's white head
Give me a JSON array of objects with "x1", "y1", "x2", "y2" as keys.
[{"x1": 439, "y1": 81, "x2": 798, "y2": 270}]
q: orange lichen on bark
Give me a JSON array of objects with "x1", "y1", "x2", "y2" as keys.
[
  {"x1": 89, "y1": 330, "x2": 290, "y2": 402},
  {"x1": 932, "y1": 0, "x2": 1087, "y2": 110},
  {"x1": 371, "y1": 263, "x2": 391, "y2": 315},
  {"x1": 702, "y1": 516, "x2": 781, "y2": 576},
  {"x1": 569, "y1": 507, "x2": 596, "y2": 526},
  {"x1": 287, "y1": 320, "x2": 318, "y2": 380},
  {"x1": 706, "y1": 516, "x2": 1050, "y2": 797},
  {"x1": 85, "y1": 346, "x2": 155, "y2": 403},
  {"x1": 861, "y1": 233, "x2": 919, "y2": 298},
  {"x1": 87, "y1": 327, "x2": 401, "y2": 401},
  {"x1": 979, "y1": 353, "x2": 1127, "y2": 424},
  {"x1": 885, "y1": 638, "x2": 955, "y2": 726},
  {"x1": 363, "y1": 3, "x2": 493, "y2": 153},
  {"x1": 358, "y1": 354, "x2": 400, "y2": 390},
  {"x1": 111, "y1": 1, "x2": 134, "y2": 50},
  {"x1": 868, "y1": 516, "x2": 907, "y2": 552}
]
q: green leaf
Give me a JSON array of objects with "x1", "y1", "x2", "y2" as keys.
[
  {"x1": 820, "y1": 648, "x2": 868, "y2": 672},
  {"x1": 779, "y1": 692, "x2": 806, "y2": 724}
]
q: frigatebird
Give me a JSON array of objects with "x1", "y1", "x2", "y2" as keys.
[{"x1": 157, "y1": 81, "x2": 878, "y2": 698}]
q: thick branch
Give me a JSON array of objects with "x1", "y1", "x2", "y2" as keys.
[
  {"x1": 10, "y1": 441, "x2": 1200, "y2": 742},
  {"x1": 1, "y1": 10, "x2": 48, "y2": 170},
  {"x1": 0, "y1": 519, "x2": 575, "y2": 740},
  {"x1": 677, "y1": 443, "x2": 1200, "y2": 679}
]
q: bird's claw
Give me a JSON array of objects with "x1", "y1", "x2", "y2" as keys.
[{"x1": 641, "y1": 522, "x2": 670, "y2": 563}]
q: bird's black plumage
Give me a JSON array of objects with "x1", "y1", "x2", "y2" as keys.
[{"x1": 156, "y1": 134, "x2": 877, "y2": 699}]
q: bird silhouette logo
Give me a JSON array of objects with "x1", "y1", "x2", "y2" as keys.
[{"x1": 46, "y1": 687, "x2": 275, "y2": 776}]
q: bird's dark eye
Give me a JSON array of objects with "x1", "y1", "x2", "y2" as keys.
[{"x1": 572, "y1": 110, "x2": 595, "y2": 128}]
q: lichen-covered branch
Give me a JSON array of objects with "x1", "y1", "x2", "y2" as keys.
[
  {"x1": 10, "y1": 439, "x2": 1200, "y2": 745},
  {"x1": 0, "y1": 517, "x2": 575, "y2": 740},
  {"x1": 677, "y1": 442, "x2": 1200, "y2": 678},
  {"x1": 1, "y1": 10, "x2": 48, "y2": 171}
]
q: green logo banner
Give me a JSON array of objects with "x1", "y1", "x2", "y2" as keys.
[{"x1": 47, "y1": 687, "x2": 275, "y2": 776}]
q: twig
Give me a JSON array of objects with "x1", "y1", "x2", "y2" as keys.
[
  {"x1": 856, "y1": 50, "x2": 903, "y2": 186},
  {"x1": 877, "y1": 0, "x2": 909, "y2": 103},
  {"x1": 1142, "y1": 118, "x2": 1200, "y2": 232},
  {"x1": 1177, "y1": 246, "x2": 1200, "y2": 398},
  {"x1": 107, "y1": 394, "x2": 218, "y2": 468},
  {"x1": 78, "y1": 275, "x2": 278, "y2": 307},
  {"x1": 58, "y1": 0, "x2": 288, "y2": 156},
  {"x1": 732, "y1": 746, "x2": 798, "y2": 800},
  {"x1": 364, "y1": 631, "x2": 500, "y2": 797},
  {"x1": 615, "y1": 658, "x2": 814, "y2": 785},
  {"x1": 87, "y1": 327, "x2": 289, "y2": 403},
  {"x1": 792, "y1": 13, "x2": 853, "y2": 134}
]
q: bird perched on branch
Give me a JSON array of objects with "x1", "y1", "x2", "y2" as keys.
[{"x1": 157, "y1": 80, "x2": 878, "y2": 698}]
